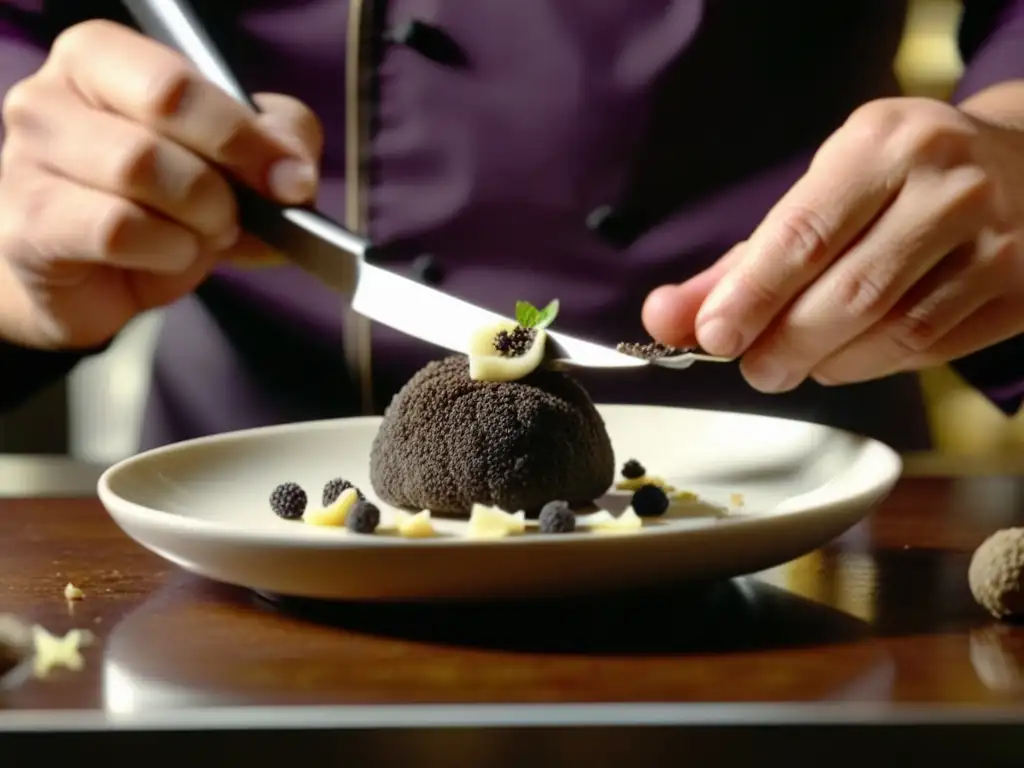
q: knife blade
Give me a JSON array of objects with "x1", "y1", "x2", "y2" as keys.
[{"x1": 123, "y1": 0, "x2": 646, "y2": 368}]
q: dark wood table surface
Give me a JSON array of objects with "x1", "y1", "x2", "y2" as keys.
[{"x1": 2, "y1": 454, "x2": 1024, "y2": 765}]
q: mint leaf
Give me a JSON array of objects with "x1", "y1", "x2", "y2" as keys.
[
  {"x1": 515, "y1": 299, "x2": 560, "y2": 329},
  {"x1": 534, "y1": 299, "x2": 559, "y2": 330},
  {"x1": 515, "y1": 300, "x2": 540, "y2": 329}
]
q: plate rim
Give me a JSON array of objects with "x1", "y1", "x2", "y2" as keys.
[{"x1": 96, "y1": 405, "x2": 903, "y2": 551}]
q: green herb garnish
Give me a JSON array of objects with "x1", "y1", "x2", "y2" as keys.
[{"x1": 515, "y1": 299, "x2": 559, "y2": 330}]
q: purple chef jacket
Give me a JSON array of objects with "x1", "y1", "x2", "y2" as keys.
[{"x1": 2, "y1": 0, "x2": 1024, "y2": 452}]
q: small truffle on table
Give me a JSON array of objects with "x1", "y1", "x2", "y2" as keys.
[{"x1": 369, "y1": 355, "x2": 615, "y2": 516}]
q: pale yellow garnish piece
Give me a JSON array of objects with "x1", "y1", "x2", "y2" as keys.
[
  {"x1": 397, "y1": 509, "x2": 436, "y2": 538},
  {"x1": 590, "y1": 507, "x2": 643, "y2": 533},
  {"x1": 672, "y1": 490, "x2": 699, "y2": 502},
  {"x1": 578, "y1": 508, "x2": 643, "y2": 533},
  {"x1": 304, "y1": 487, "x2": 359, "y2": 527},
  {"x1": 63, "y1": 583, "x2": 84, "y2": 601},
  {"x1": 467, "y1": 321, "x2": 547, "y2": 382},
  {"x1": 31, "y1": 626, "x2": 91, "y2": 679},
  {"x1": 614, "y1": 475, "x2": 675, "y2": 492},
  {"x1": 466, "y1": 504, "x2": 526, "y2": 539},
  {"x1": 730, "y1": 492, "x2": 745, "y2": 508}
]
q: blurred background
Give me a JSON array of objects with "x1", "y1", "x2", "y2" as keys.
[{"x1": 1, "y1": 0, "x2": 1021, "y2": 462}]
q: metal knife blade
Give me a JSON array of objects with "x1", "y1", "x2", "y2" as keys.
[{"x1": 124, "y1": 0, "x2": 646, "y2": 368}]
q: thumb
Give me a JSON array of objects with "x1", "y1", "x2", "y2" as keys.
[
  {"x1": 252, "y1": 92, "x2": 324, "y2": 202},
  {"x1": 641, "y1": 242, "x2": 746, "y2": 348}
]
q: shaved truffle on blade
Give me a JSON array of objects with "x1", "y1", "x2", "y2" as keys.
[{"x1": 369, "y1": 356, "x2": 615, "y2": 516}]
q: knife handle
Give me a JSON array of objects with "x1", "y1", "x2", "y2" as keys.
[{"x1": 121, "y1": 0, "x2": 373, "y2": 262}]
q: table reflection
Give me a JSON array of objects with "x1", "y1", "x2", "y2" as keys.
[
  {"x1": 971, "y1": 625, "x2": 1024, "y2": 695},
  {"x1": 101, "y1": 574, "x2": 895, "y2": 719}
]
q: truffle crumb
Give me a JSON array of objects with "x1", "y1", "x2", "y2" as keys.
[
  {"x1": 493, "y1": 326, "x2": 536, "y2": 357},
  {"x1": 616, "y1": 341, "x2": 691, "y2": 360},
  {"x1": 346, "y1": 500, "x2": 380, "y2": 534},
  {"x1": 539, "y1": 500, "x2": 576, "y2": 533},
  {"x1": 969, "y1": 527, "x2": 1024, "y2": 619},
  {"x1": 621, "y1": 458, "x2": 646, "y2": 479}
]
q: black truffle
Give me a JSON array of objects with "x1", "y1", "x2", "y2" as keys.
[
  {"x1": 270, "y1": 482, "x2": 307, "y2": 520},
  {"x1": 322, "y1": 477, "x2": 364, "y2": 507},
  {"x1": 621, "y1": 458, "x2": 646, "y2": 479},
  {"x1": 632, "y1": 484, "x2": 669, "y2": 518},
  {"x1": 369, "y1": 355, "x2": 615, "y2": 515},
  {"x1": 539, "y1": 500, "x2": 576, "y2": 533},
  {"x1": 345, "y1": 500, "x2": 380, "y2": 534}
]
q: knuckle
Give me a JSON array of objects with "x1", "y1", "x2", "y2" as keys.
[
  {"x1": 770, "y1": 205, "x2": 832, "y2": 268},
  {"x1": 93, "y1": 200, "x2": 141, "y2": 258},
  {"x1": 109, "y1": 137, "x2": 161, "y2": 191},
  {"x1": 831, "y1": 270, "x2": 891, "y2": 320},
  {"x1": 1, "y1": 78, "x2": 41, "y2": 132},
  {"x1": 51, "y1": 20, "x2": 116, "y2": 65},
  {"x1": 943, "y1": 166, "x2": 995, "y2": 215},
  {"x1": 890, "y1": 116, "x2": 973, "y2": 169},
  {"x1": 207, "y1": 114, "x2": 250, "y2": 160},
  {"x1": 181, "y1": 167, "x2": 235, "y2": 233},
  {"x1": 139, "y1": 63, "x2": 197, "y2": 122},
  {"x1": 845, "y1": 98, "x2": 906, "y2": 148},
  {"x1": 890, "y1": 308, "x2": 941, "y2": 354}
]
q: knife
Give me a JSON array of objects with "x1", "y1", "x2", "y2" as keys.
[{"x1": 121, "y1": 0, "x2": 646, "y2": 369}]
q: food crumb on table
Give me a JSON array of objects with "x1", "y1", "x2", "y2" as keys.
[
  {"x1": 31, "y1": 625, "x2": 93, "y2": 679},
  {"x1": 63, "y1": 582, "x2": 84, "y2": 601}
]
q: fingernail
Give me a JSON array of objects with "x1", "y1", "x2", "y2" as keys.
[
  {"x1": 743, "y1": 358, "x2": 795, "y2": 393},
  {"x1": 696, "y1": 318, "x2": 743, "y2": 358},
  {"x1": 269, "y1": 158, "x2": 317, "y2": 203}
]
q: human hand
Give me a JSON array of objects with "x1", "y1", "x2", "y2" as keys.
[
  {"x1": 0, "y1": 20, "x2": 323, "y2": 350},
  {"x1": 643, "y1": 97, "x2": 1024, "y2": 392}
]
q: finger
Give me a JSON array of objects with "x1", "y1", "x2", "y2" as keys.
[
  {"x1": 810, "y1": 244, "x2": 999, "y2": 384},
  {"x1": 739, "y1": 164, "x2": 989, "y2": 392},
  {"x1": 905, "y1": 294, "x2": 1024, "y2": 366},
  {"x1": 5, "y1": 84, "x2": 237, "y2": 248},
  {"x1": 641, "y1": 242, "x2": 746, "y2": 348},
  {"x1": 2, "y1": 167, "x2": 201, "y2": 274},
  {"x1": 46, "y1": 21, "x2": 318, "y2": 203},
  {"x1": 253, "y1": 92, "x2": 324, "y2": 162},
  {"x1": 693, "y1": 136, "x2": 899, "y2": 358},
  {"x1": 221, "y1": 232, "x2": 289, "y2": 269}
]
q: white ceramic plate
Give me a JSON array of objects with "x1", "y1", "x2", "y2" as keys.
[{"x1": 97, "y1": 405, "x2": 901, "y2": 601}]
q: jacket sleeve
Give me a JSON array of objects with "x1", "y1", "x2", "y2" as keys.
[
  {"x1": 0, "y1": 8, "x2": 98, "y2": 413},
  {"x1": 946, "y1": 0, "x2": 1024, "y2": 415}
]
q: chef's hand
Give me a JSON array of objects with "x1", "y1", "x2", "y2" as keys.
[
  {"x1": 643, "y1": 97, "x2": 1024, "y2": 392},
  {"x1": 0, "y1": 20, "x2": 322, "y2": 350}
]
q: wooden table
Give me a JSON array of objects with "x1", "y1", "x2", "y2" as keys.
[{"x1": 2, "y1": 454, "x2": 1024, "y2": 765}]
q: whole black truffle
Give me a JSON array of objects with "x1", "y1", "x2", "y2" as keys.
[
  {"x1": 631, "y1": 484, "x2": 669, "y2": 518},
  {"x1": 370, "y1": 355, "x2": 615, "y2": 515},
  {"x1": 270, "y1": 482, "x2": 307, "y2": 520},
  {"x1": 621, "y1": 458, "x2": 646, "y2": 479}
]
